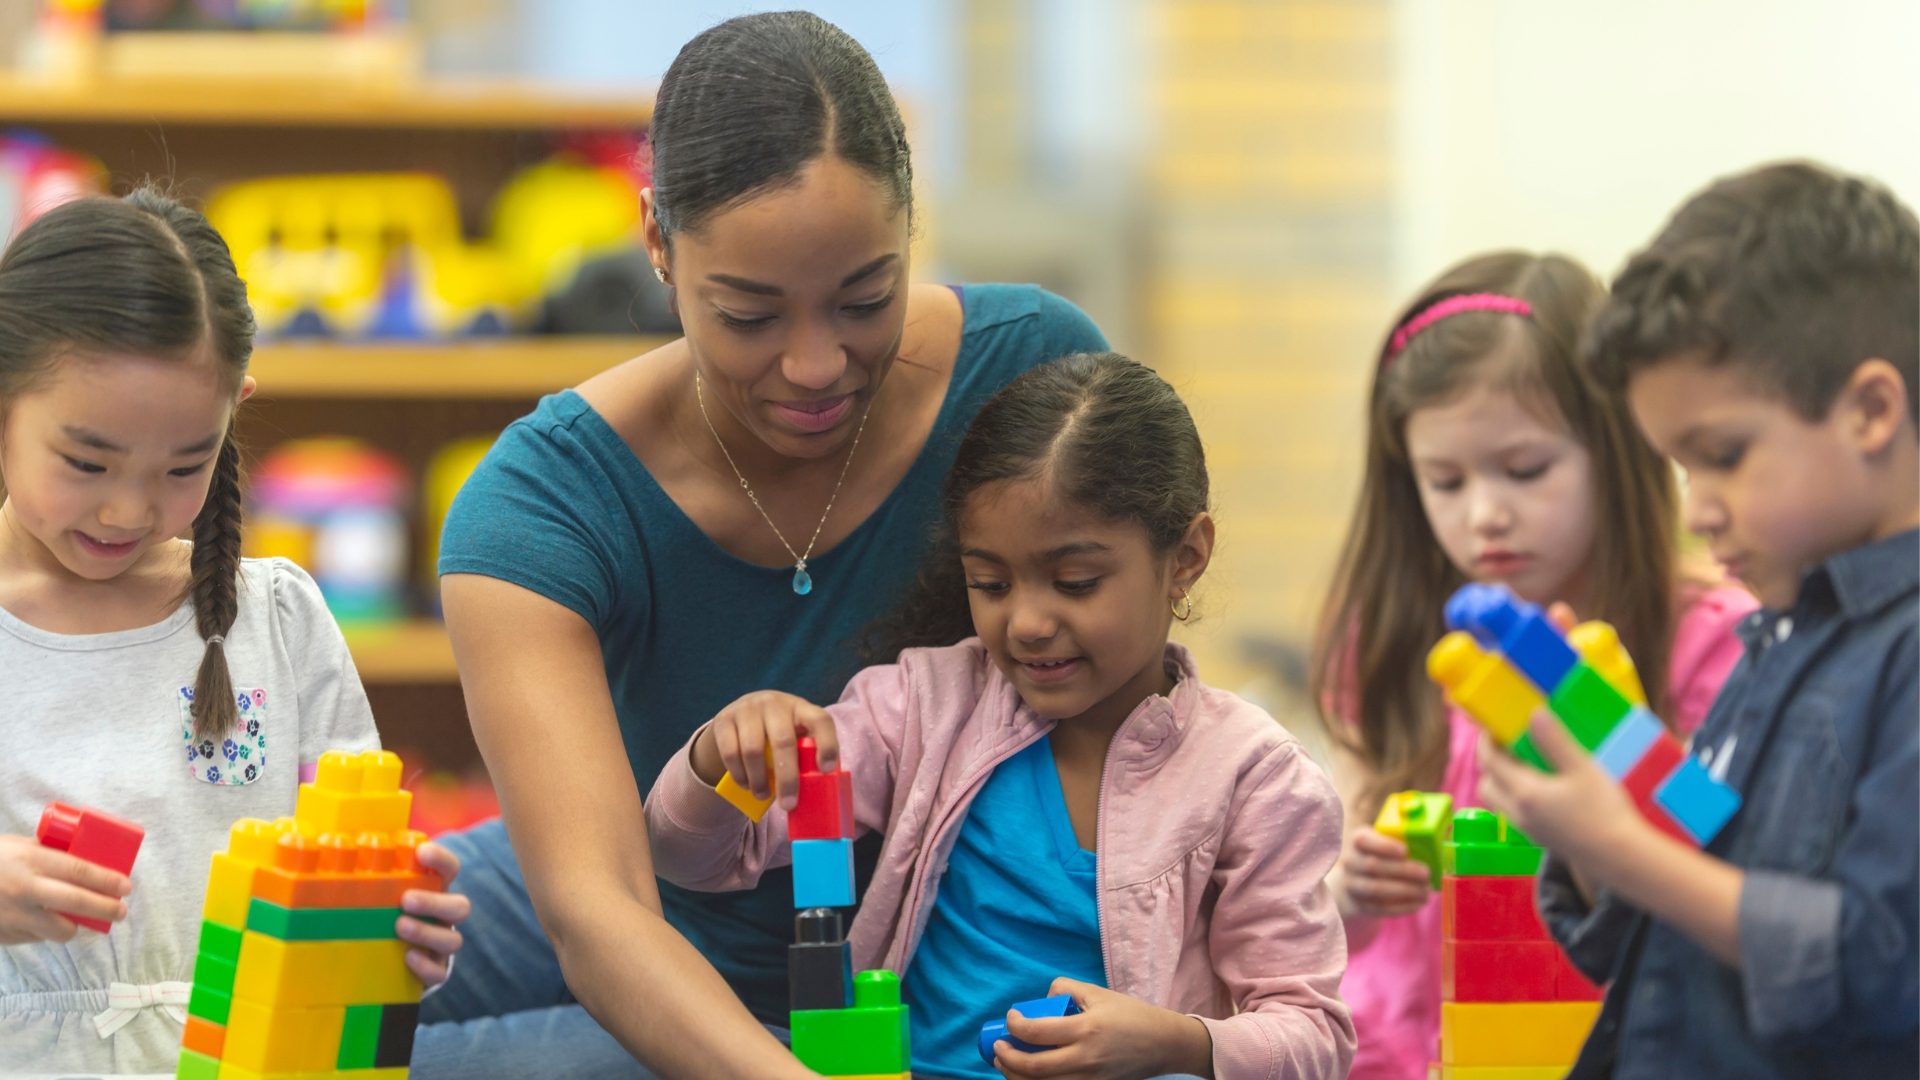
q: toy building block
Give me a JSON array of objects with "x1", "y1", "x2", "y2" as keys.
[
  {"x1": 1443, "y1": 809, "x2": 1542, "y2": 877},
  {"x1": 790, "y1": 907, "x2": 854, "y2": 1011},
  {"x1": 792, "y1": 837, "x2": 855, "y2": 908},
  {"x1": 1654, "y1": 757, "x2": 1742, "y2": 845},
  {"x1": 1442, "y1": 875, "x2": 1546, "y2": 941},
  {"x1": 978, "y1": 993, "x2": 1082, "y2": 1063},
  {"x1": 36, "y1": 802, "x2": 144, "y2": 933},
  {"x1": 1592, "y1": 707, "x2": 1662, "y2": 779},
  {"x1": 1442, "y1": 939, "x2": 1559, "y2": 1001},
  {"x1": 790, "y1": 735, "x2": 856, "y2": 841},
  {"x1": 1551, "y1": 951, "x2": 1603, "y2": 1002},
  {"x1": 1445, "y1": 584, "x2": 1580, "y2": 694},
  {"x1": 1567, "y1": 620, "x2": 1646, "y2": 706},
  {"x1": 790, "y1": 969, "x2": 910, "y2": 1074},
  {"x1": 1428, "y1": 632, "x2": 1543, "y2": 747},
  {"x1": 715, "y1": 740, "x2": 777, "y2": 821},
  {"x1": 1619, "y1": 737, "x2": 1694, "y2": 845},
  {"x1": 1439, "y1": 1001, "x2": 1600, "y2": 1066},
  {"x1": 1433, "y1": 1067, "x2": 1573, "y2": 1079},
  {"x1": 178, "y1": 748, "x2": 433, "y2": 1079},
  {"x1": 1374, "y1": 790, "x2": 1454, "y2": 889},
  {"x1": 1543, "y1": 662, "x2": 1633, "y2": 750}
]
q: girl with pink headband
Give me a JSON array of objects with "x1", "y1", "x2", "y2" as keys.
[{"x1": 1308, "y1": 251, "x2": 1756, "y2": 1080}]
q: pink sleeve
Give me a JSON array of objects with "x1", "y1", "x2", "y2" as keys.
[
  {"x1": 1665, "y1": 585, "x2": 1759, "y2": 734},
  {"x1": 643, "y1": 662, "x2": 908, "y2": 892},
  {"x1": 1197, "y1": 743, "x2": 1358, "y2": 1080}
]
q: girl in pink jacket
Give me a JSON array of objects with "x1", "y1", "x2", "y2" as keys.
[{"x1": 648, "y1": 353, "x2": 1354, "y2": 1080}]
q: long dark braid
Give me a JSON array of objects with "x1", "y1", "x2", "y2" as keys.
[{"x1": 188, "y1": 428, "x2": 245, "y2": 740}]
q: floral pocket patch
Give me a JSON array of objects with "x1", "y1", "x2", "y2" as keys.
[{"x1": 181, "y1": 687, "x2": 268, "y2": 785}]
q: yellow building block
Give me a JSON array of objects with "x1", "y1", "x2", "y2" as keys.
[
  {"x1": 1568, "y1": 621, "x2": 1645, "y2": 706},
  {"x1": 203, "y1": 851, "x2": 258, "y2": 927},
  {"x1": 1434, "y1": 1067, "x2": 1570, "y2": 1079},
  {"x1": 234, "y1": 932, "x2": 421, "y2": 1006},
  {"x1": 221, "y1": 997, "x2": 344, "y2": 1073},
  {"x1": 713, "y1": 741, "x2": 778, "y2": 821},
  {"x1": 1427, "y1": 632, "x2": 1544, "y2": 745},
  {"x1": 1441, "y1": 1001, "x2": 1599, "y2": 1066},
  {"x1": 295, "y1": 785, "x2": 413, "y2": 838}
]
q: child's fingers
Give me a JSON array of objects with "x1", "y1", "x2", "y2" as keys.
[
  {"x1": 797, "y1": 704, "x2": 840, "y2": 772},
  {"x1": 1545, "y1": 601, "x2": 1579, "y2": 632},
  {"x1": 30, "y1": 875, "x2": 128, "y2": 928},
  {"x1": 411, "y1": 841, "x2": 462, "y2": 887},
  {"x1": 401, "y1": 886, "x2": 471, "y2": 927},
  {"x1": 396, "y1": 913, "x2": 462, "y2": 956},
  {"x1": 1525, "y1": 711, "x2": 1588, "y2": 772},
  {"x1": 991, "y1": 1033, "x2": 1076, "y2": 1078},
  {"x1": 1351, "y1": 829, "x2": 1411, "y2": 861},
  {"x1": 1, "y1": 906, "x2": 81, "y2": 944},
  {"x1": 31, "y1": 847, "x2": 132, "y2": 898},
  {"x1": 403, "y1": 946, "x2": 452, "y2": 987},
  {"x1": 1344, "y1": 873, "x2": 1429, "y2": 913}
]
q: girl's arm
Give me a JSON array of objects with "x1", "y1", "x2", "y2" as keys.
[
  {"x1": 645, "y1": 663, "x2": 909, "y2": 893},
  {"x1": 1199, "y1": 742, "x2": 1357, "y2": 1080},
  {"x1": 442, "y1": 574, "x2": 815, "y2": 1079}
]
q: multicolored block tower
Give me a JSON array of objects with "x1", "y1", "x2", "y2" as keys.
[
  {"x1": 177, "y1": 749, "x2": 440, "y2": 1080},
  {"x1": 716, "y1": 735, "x2": 910, "y2": 1078},
  {"x1": 1435, "y1": 808, "x2": 1600, "y2": 1079},
  {"x1": 1430, "y1": 583, "x2": 1742, "y2": 846}
]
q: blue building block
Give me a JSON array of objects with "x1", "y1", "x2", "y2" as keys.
[
  {"x1": 1445, "y1": 584, "x2": 1579, "y2": 695},
  {"x1": 1593, "y1": 707, "x2": 1663, "y2": 779},
  {"x1": 978, "y1": 993, "x2": 1082, "y2": 1063},
  {"x1": 791, "y1": 838, "x2": 855, "y2": 908},
  {"x1": 1653, "y1": 756, "x2": 1742, "y2": 845}
]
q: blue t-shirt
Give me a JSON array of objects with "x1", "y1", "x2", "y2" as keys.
[
  {"x1": 438, "y1": 284, "x2": 1107, "y2": 1020},
  {"x1": 903, "y1": 737, "x2": 1107, "y2": 1078}
]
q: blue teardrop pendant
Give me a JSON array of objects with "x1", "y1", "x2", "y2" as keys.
[{"x1": 792, "y1": 563, "x2": 813, "y2": 596}]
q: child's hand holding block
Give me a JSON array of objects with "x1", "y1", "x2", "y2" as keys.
[{"x1": 36, "y1": 802, "x2": 144, "y2": 933}]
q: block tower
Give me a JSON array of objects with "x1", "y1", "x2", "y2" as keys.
[
  {"x1": 177, "y1": 749, "x2": 441, "y2": 1080},
  {"x1": 1430, "y1": 583, "x2": 1741, "y2": 846},
  {"x1": 1435, "y1": 808, "x2": 1601, "y2": 1079},
  {"x1": 716, "y1": 735, "x2": 910, "y2": 1078}
]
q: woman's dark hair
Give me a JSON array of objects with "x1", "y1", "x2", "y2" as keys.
[
  {"x1": 861, "y1": 352, "x2": 1210, "y2": 663},
  {"x1": 649, "y1": 11, "x2": 913, "y2": 242},
  {"x1": 0, "y1": 187, "x2": 255, "y2": 740}
]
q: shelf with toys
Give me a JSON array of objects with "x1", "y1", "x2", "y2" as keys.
[{"x1": 250, "y1": 337, "x2": 669, "y2": 400}]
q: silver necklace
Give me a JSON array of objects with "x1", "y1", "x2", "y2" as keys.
[{"x1": 694, "y1": 371, "x2": 871, "y2": 596}]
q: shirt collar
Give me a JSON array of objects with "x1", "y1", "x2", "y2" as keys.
[{"x1": 1737, "y1": 528, "x2": 1919, "y2": 648}]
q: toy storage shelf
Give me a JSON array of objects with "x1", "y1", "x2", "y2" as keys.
[
  {"x1": 0, "y1": 75, "x2": 652, "y2": 129},
  {"x1": 251, "y1": 337, "x2": 668, "y2": 399},
  {"x1": 343, "y1": 619, "x2": 457, "y2": 682}
]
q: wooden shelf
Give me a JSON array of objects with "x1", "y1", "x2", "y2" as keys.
[
  {"x1": 344, "y1": 619, "x2": 457, "y2": 683},
  {"x1": 0, "y1": 75, "x2": 653, "y2": 130},
  {"x1": 249, "y1": 337, "x2": 665, "y2": 399}
]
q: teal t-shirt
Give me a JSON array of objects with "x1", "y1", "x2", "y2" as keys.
[
  {"x1": 437, "y1": 284, "x2": 1107, "y2": 1020},
  {"x1": 903, "y1": 737, "x2": 1107, "y2": 1078}
]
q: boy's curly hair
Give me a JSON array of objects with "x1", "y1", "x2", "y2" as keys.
[{"x1": 1584, "y1": 160, "x2": 1918, "y2": 420}]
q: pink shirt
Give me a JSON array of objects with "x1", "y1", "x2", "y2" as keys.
[
  {"x1": 1340, "y1": 585, "x2": 1757, "y2": 1080},
  {"x1": 648, "y1": 639, "x2": 1356, "y2": 1080}
]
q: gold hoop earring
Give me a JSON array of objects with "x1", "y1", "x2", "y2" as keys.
[{"x1": 1172, "y1": 595, "x2": 1193, "y2": 622}]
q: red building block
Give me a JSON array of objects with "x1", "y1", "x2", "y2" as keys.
[
  {"x1": 1619, "y1": 737, "x2": 1694, "y2": 846},
  {"x1": 36, "y1": 803, "x2": 144, "y2": 933},
  {"x1": 789, "y1": 736, "x2": 855, "y2": 842},
  {"x1": 1442, "y1": 874, "x2": 1546, "y2": 941},
  {"x1": 1443, "y1": 939, "x2": 1560, "y2": 1001},
  {"x1": 1553, "y1": 950, "x2": 1604, "y2": 1001}
]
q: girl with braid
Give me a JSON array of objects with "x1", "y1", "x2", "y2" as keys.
[{"x1": 0, "y1": 189, "x2": 469, "y2": 1074}]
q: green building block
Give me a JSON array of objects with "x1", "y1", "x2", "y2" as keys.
[
  {"x1": 1375, "y1": 790, "x2": 1454, "y2": 889},
  {"x1": 186, "y1": 981, "x2": 230, "y2": 1026},
  {"x1": 191, "y1": 949, "x2": 236, "y2": 996},
  {"x1": 790, "y1": 969, "x2": 910, "y2": 1074},
  {"x1": 246, "y1": 897, "x2": 401, "y2": 941},
  {"x1": 1546, "y1": 663, "x2": 1632, "y2": 750},
  {"x1": 176, "y1": 1048, "x2": 221, "y2": 1080},
  {"x1": 338, "y1": 1003, "x2": 384, "y2": 1069},
  {"x1": 1443, "y1": 808, "x2": 1543, "y2": 876},
  {"x1": 1511, "y1": 733, "x2": 1551, "y2": 771},
  {"x1": 197, "y1": 919, "x2": 243, "y2": 964}
]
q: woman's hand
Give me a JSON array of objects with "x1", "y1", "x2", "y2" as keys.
[
  {"x1": 690, "y1": 691, "x2": 839, "y2": 810},
  {"x1": 990, "y1": 978, "x2": 1213, "y2": 1080},
  {"x1": 0, "y1": 833, "x2": 129, "y2": 944}
]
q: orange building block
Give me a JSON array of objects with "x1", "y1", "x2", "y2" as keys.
[{"x1": 180, "y1": 1014, "x2": 224, "y2": 1058}]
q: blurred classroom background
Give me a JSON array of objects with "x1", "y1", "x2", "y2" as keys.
[{"x1": 4, "y1": 0, "x2": 1912, "y2": 818}]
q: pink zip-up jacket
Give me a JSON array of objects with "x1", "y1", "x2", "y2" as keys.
[{"x1": 647, "y1": 639, "x2": 1356, "y2": 1080}]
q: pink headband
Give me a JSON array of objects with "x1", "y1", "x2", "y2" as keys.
[{"x1": 1383, "y1": 293, "x2": 1534, "y2": 365}]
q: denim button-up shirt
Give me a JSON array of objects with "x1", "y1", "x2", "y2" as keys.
[{"x1": 1541, "y1": 529, "x2": 1919, "y2": 1078}]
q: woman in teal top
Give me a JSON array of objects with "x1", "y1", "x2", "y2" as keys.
[{"x1": 421, "y1": 12, "x2": 1107, "y2": 1078}]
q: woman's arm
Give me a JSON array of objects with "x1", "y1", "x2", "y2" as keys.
[{"x1": 442, "y1": 573, "x2": 815, "y2": 1079}]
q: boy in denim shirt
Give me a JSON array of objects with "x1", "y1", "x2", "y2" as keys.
[{"x1": 1478, "y1": 160, "x2": 1918, "y2": 1077}]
